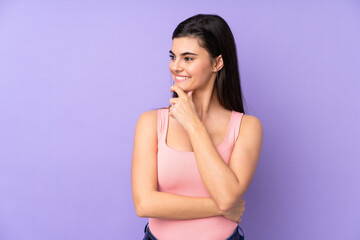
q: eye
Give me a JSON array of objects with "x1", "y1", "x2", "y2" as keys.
[
  {"x1": 169, "y1": 54, "x2": 175, "y2": 60},
  {"x1": 184, "y1": 57, "x2": 193, "y2": 61}
]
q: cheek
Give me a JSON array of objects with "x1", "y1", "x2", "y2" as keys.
[{"x1": 191, "y1": 62, "x2": 212, "y2": 78}]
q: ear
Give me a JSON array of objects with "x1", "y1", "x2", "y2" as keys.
[{"x1": 212, "y1": 55, "x2": 224, "y2": 72}]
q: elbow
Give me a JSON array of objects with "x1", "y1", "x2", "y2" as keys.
[
  {"x1": 134, "y1": 191, "x2": 156, "y2": 218},
  {"x1": 218, "y1": 199, "x2": 236, "y2": 212},
  {"x1": 134, "y1": 198, "x2": 148, "y2": 218},
  {"x1": 135, "y1": 204, "x2": 145, "y2": 218},
  {"x1": 216, "y1": 194, "x2": 236, "y2": 212},
  {"x1": 218, "y1": 192, "x2": 244, "y2": 212}
]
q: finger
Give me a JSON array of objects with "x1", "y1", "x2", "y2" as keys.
[
  {"x1": 169, "y1": 107, "x2": 175, "y2": 118},
  {"x1": 170, "y1": 85, "x2": 187, "y2": 99},
  {"x1": 170, "y1": 98, "x2": 179, "y2": 105}
]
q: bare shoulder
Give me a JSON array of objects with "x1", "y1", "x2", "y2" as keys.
[
  {"x1": 136, "y1": 109, "x2": 158, "y2": 127},
  {"x1": 238, "y1": 114, "x2": 263, "y2": 143},
  {"x1": 241, "y1": 114, "x2": 263, "y2": 131},
  {"x1": 133, "y1": 109, "x2": 158, "y2": 151}
]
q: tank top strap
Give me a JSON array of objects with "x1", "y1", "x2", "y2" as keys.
[
  {"x1": 226, "y1": 111, "x2": 244, "y2": 146},
  {"x1": 157, "y1": 108, "x2": 168, "y2": 147}
]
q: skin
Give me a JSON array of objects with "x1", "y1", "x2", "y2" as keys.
[{"x1": 131, "y1": 36, "x2": 263, "y2": 224}]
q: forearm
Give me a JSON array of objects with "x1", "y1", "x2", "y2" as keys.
[
  {"x1": 188, "y1": 119, "x2": 240, "y2": 210},
  {"x1": 139, "y1": 191, "x2": 223, "y2": 220}
]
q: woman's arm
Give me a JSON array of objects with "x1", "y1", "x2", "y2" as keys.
[
  {"x1": 131, "y1": 110, "x2": 223, "y2": 220},
  {"x1": 168, "y1": 85, "x2": 263, "y2": 212},
  {"x1": 138, "y1": 191, "x2": 222, "y2": 219},
  {"x1": 188, "y1": 114, "x2": 263, "y2": 211}
]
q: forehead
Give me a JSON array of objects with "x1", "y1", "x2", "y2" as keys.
[{"x1": 171, "y1": 37, "x2": 207, "y2": 54}]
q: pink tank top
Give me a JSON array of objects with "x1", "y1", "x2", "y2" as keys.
[{"x1": 149, "y1": 108, "x2": 244, "y2": 240}]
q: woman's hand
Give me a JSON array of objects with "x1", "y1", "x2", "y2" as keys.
[
  {"x1": 222, "y1": 199, "x2": 246, "y2": 223},
  {"x1": 169, "y1": 85, "x2": 199, "y2": 132}
]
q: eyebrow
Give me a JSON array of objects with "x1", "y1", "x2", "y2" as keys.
[{"x1": 169, "y1": 50, "x2": 198, "y2": 56}]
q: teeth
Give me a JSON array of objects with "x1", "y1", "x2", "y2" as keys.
[{"x1": 175, "y1": 76, "x2": 190, "y2": 80}]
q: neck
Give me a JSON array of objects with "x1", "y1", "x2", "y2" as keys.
[{"x1": 192, "y1": 82, "x2": 221, "y2": 121}]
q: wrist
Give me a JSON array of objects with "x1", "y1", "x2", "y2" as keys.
[{"x1": 186, "y1": 115, "x2": 203, "y2": 134}]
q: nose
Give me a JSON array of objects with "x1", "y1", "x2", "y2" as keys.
[{"x1": 170, "y1": 58, "x2": 183, "y2": 73}]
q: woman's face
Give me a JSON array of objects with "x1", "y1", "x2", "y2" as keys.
[{"x1": 169, "y1": 37, "x2": 216, "y2": 91}]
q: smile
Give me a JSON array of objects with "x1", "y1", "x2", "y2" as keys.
[{"x1": 175, "y1": 75, "x2": 190, "y2": 82}]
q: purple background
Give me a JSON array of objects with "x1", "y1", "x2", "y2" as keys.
[{"x1": 1, "y1": 0, "x2": 359, "y2": 239}]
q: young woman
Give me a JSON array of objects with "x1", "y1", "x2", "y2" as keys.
[{"x1": 131, "y1": 14, "x2": 263, "y2": 240}]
